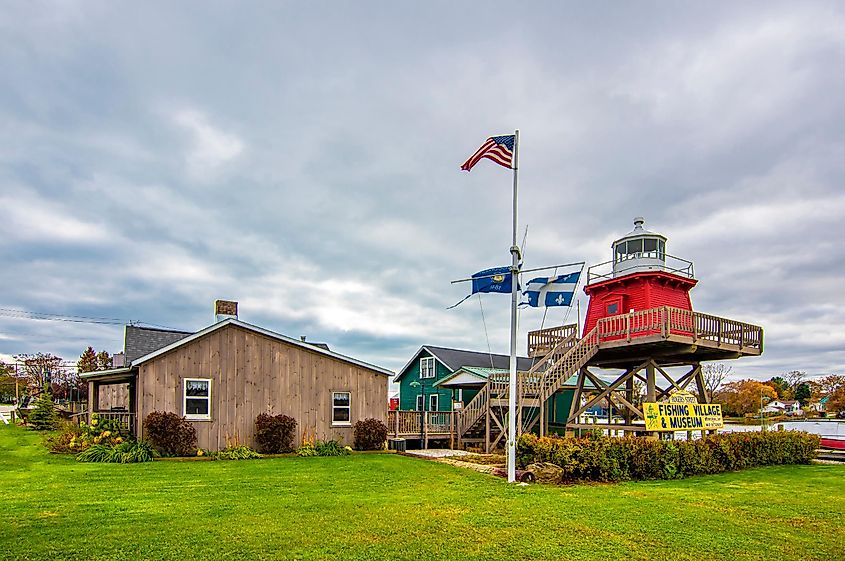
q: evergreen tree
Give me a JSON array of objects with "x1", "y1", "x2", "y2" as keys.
[{"x1": 27, "y1": 391, "x2": 59, "y2": 431}]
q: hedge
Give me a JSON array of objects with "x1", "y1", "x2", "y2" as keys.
[{"x1": 517, "y1": 431, "x2": 819, "y2": 483}]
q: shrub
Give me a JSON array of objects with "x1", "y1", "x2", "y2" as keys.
[
  {"x1": 76, "y1": 440, "x2": 157, "y2": 463},
  {"x1": 143, "y1": 411, "x2": 197, "y2": 457},
  {"x1": 314, "y1": 439, "x2": 351, "y2": 457},
  {"x1": 353, "y1": 418, "x2": 388, "y2": 451},
  {"x1": 517, "y1": 430, "x2": 819, "y2": 483},
  {"x1": 45, "y1": 422, "x2": 86, "y2": 453},
  {"x1": 254, "y1": 413, "x2": 297, "y2": 454},
  {"x1": 27, "y1": 392, "x2": 59, "y2": 431},
  {"x1": 214, "y1": 445, "x2": 262, "y2": 460}
]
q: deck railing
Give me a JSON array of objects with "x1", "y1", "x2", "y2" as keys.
[
  {"x1": 388, "y1": 410, "x2": 455, "y2": 438},
  {"x1": 93, "y1": 411, "x2": 136, "y2": 436},
  {"x1": 592, "y1": 306, "x2": 763, "y2": 351},
  {"x1": 527, "y1": 324, "x2": 577, "y2": 357}
]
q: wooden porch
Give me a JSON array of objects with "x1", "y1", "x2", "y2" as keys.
[{"x1": 387, "y1": 410, "x2": 457, "y2": 448}]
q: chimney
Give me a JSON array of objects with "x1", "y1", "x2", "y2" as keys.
[{"x1": 214, "y1": 300, "x2": 238, "y2": 322}]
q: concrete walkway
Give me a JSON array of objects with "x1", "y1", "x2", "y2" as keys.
[{"x1": 402, "y1": 449, "x2": 472, "y2": 459}]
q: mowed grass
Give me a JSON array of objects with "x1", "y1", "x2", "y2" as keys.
[{"x1": 1, "y1": 425, "x2": 843, "y2": 561}]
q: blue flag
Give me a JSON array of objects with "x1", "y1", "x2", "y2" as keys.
[
  {"x1": 523, "y1": 271, "x2": 580, "y2": 307},
  {"x1": 447, "y1": 266, "x2": 514, "y2": 309},
  {"x1": 471, "y1": 266, "x2": 513, "y2": 294}
]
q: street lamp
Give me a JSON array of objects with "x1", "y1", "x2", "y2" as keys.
[{"x1": 409, "y1": 380, "x2": 425, "y2": 447}]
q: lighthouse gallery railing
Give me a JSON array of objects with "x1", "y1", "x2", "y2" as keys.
[{"x1": 593, "y1": 306, "x2": 763, "y2": 351}]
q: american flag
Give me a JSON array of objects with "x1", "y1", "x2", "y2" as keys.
[{"x1": 460, "y1": 134, "x2": 515, "y2": 171}]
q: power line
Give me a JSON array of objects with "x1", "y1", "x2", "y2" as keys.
[{"x1": 0, "y1": 307, "x2": 180, "y2": 330}]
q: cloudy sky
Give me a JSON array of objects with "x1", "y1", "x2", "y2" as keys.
[{"x1": 1, "y1": 1, "x2": 843, "y2": 384}]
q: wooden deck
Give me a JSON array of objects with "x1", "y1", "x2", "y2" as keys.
[{"x1": 387, "y1": 410, "x2": 456, "y2": 447}]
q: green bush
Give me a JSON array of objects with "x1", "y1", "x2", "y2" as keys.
[
  {"x1": 353, "y1": 418, "x2": 388, "y2": 450},
  {"x1": 27, "y1": 392, "x2": 59, "y2": 431},
  {"x1": 315, "y1": 439, "x2": 351, "y2": 457},
  {"x1": 254, "y1": 413, "x2": 297, "y2": 454},
  {"x1": 213, "y1": 445, "x2": 262, "y2": 460},
  {"x1": 76, "y1": 440, "x2": 157, "y2": 463},
  {"x1": 517, "y1": 431, "x2": 819, "y2": 483},
  {"x1": 143, "y1": 411, "x2": 197, "y2": 457}
]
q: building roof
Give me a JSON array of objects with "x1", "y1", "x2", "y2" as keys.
[
  {"x1": 131, "y1": 318, "x2": 393, "y2": 376},
  {"x1": 395, "y1": 345, "x2": 540, "y2": 382},
  {"x1": 124, "y1": 325, "x2": 193, "y2": 363}
]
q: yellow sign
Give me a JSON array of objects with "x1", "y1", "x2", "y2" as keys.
[{"x1": 643, "y1": 391, "x2": 723, "y2": 431}]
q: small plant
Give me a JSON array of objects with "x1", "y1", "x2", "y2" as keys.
[
  {"x1": 254, "y1": 413, "x2": 297, "y2": 454},
  {"x1": 314, "y1": 438, "x2": 351, "y2": 457},
  {"x1": 214, "y1": 445, "x2": 262, "y2": 460},
  {"x1": 296, "y1": 443, "x2": 318, "y2": 457},
  {"x1": 143, "y1": 411, "x2": 197, "y2": 457},
  {"x1": 353, "y1": 418, "x2": 388, "y2": 451},
  {"x1": 27, "y1": 392, "x2": 59, "y2": 431},
  {"x1": 75, "y1": 440, "x2": 157, "y2": 463}
]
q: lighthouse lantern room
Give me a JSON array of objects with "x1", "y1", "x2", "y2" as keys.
[{"x1": 583, "y1": 217, "x2": 698, "y2": 337}]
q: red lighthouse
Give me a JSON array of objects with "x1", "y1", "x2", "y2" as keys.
[{"x1": 583, "y1": 217, "x2": 697, "y2": 338}]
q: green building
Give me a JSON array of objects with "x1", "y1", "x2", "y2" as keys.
[{"x1": 394, "y1": 345, "x2": 586, "y2": 433}]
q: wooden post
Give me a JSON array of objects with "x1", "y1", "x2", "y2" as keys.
[
  {"x1": 394, "y1": 409, "x2": 400, "y2": 437},
  {"x1": 646, "y1": 360, "x2": 657, "y2": 439},
  {"x1": 539, "y1": 395, "x2": 546, "y2": 437},
  {"x1": 625, "y1": 374, "x2": 634, "y2": 435},
  {"x1": 484, "y1": 398, "x2": 491, "y2": 453},
  {"x1": 423, "y1": 411, "x2": 429, "y2": 449}
]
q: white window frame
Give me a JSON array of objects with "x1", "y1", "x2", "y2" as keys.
[
  {"x1": 183, "y1": 378, "x2": 212, "y2": 421},
  {"x1": 429, "y1": 394, "x2": 439, "y2": 412},
  {"x1": 416, "y1": 394, "x2": 424, "y2": 411},
  {"x1": 332, "y1": 391, "x2": 352, "y2": 426},
  {"x1": 419, "y1": 357, "x2": 435, "y2": 379}
]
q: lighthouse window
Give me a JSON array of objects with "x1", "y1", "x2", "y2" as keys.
[
  {"x1": 643, "y1": 238, "x2": 658, "y2": 258},
  {"x1": 615, "y1": 243, "x2": 626, "y2": 263},
  {"x1": 658, "y1": 239, "x2": 665, "y2": 259},
  {"x1": 626, "y1": 238, "x2": 643, "y2": 256}
]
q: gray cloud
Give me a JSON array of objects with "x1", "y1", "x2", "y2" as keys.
[{"x1": 1, "y1": 1, "x2": 844, "y2": 385}]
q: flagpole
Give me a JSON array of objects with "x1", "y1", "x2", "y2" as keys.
[{"x1": 507, "y1": 129, "x2": 520, "y2": 484}]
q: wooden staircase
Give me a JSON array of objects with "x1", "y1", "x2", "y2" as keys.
[{"x1": 456, "y1": 325, "x2": 591, "y2": 451}]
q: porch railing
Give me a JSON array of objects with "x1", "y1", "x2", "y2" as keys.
[
  {"x1": 387, "y1": 410, "x2": 455, "y2": 438},
  {"x1": 93, "y1": 412, "x2": 137, "y2": 436}
]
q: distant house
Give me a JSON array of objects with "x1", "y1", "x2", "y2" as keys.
[
  {"x1": 81, "y1": 301, "x2": 391, "y2": 451},
  {"x1": 762, "y1": 400, "x2": 803, "y2": 416}
]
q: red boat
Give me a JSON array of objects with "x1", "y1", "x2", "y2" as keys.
[{"x1": 820, "y1": 436, "x2": 845, "y2": 451}]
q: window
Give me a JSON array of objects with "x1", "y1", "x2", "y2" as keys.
[
  {"x1": 429, "y1": 394, "x2": 439, "y2": 412},
  {"x1": 184, "y1": 378, "x2": 211, "y2": 420},
  {"x1": 416, "y1": 394, "x2": 425, "y2": 411},
  {"x1": 643, "y1": 238, "x2": 658, "y2": 258},
  {"x1": 419, "y1": 357, "x2": 435, "y2": 379},
  {"x1": 332, "y1": 391, "x2": 351, "y2": 425}
]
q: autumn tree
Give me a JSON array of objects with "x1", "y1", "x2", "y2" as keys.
[
  {"x1": 765, "y1": 376, "x2": 791, "y2": 399},
  {"x1": 96, "y1": 350, "x2": 112, "y2": 370},
  {"x1": 827, "y1": 386, "x2": 845, "y2": 415},
  {"x1": 14, "y1": 353, "x2": 65, "y2": 394},
  {"x1": 716, "y1": 379, "x2": 777, "y2": 416},
  {"x1": 77, "y1": 347, "x2": 98, "y2": 373},
  {"x1": 810, "y1": 375, "x2": 845, "y2": 397}
]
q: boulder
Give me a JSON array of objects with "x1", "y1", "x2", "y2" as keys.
[{"x1": 526, "y1": 462, "x2": 564, "y2": 484}]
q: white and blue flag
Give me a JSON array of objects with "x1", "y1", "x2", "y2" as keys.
[{"x1": 523, "y1": 271, "x2": 581, "y2": 307}]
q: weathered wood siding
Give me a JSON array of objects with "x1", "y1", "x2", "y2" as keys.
[
  {"x1": 98, "y1": 384, "x2": 129, "y2": 410},
  {"x1": 136, "y1": 324, "x2": 388, "y2": 451}
]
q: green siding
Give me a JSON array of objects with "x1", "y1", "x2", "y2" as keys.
[{"x1": 398, "y1": 352, "x2": 455, "y2": 411}]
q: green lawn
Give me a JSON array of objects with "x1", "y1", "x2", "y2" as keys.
[{"x1": 1, "y1": 425, "x2": 843, "y2": 561}]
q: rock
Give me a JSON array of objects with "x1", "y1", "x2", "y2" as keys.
[{"x1": 526, "y1": 462, "x2": 564, "y2": 483}]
